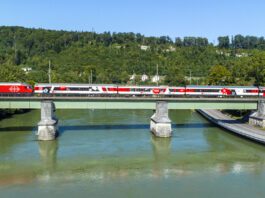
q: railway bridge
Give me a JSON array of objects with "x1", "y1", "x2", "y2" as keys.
[{"x1": 0, "y1": 96, "x2": 264, "y2": 140}]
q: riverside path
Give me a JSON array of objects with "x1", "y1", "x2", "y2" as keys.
[{"x1": 198, "y1": 109, "x2": 265, "y2": 144}]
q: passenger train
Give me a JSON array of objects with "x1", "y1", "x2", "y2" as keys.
[{"x1": 1, "y1": 82, "x2": 265, "y2": 97}]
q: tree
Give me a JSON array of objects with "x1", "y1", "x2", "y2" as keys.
[
  {"x1": 2, "y1": 26, "x2": 265, "y2": 86},
  {"x1": 230, "y1": 58, "x2": 251, "y2": 85},
  {"x1": 233, "y1": 34, "x2": 244, "y2": 49},
  {"x1": 218, "y1": 36, "x2": 230, "y2": 48},
  {"x1": 208, "y1": 65, "x2": 232, "y2": 85},
  {"x1": 175, "y1": 37, "x2": 182, "y2": 47},
  {"x1": 0, "y1": 65, "x2": 26, "y2": 82},
  {"x1": 248, "y1": 51, "x2": 265, "y2": 85},
  {"x1": 164, "y1": 67, "x2": 185, "y2": 86},
  {"x1": 120, "y1": 71, "x2": 129, "y2": 84}
]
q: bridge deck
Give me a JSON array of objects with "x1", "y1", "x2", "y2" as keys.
[
  {"x1": 0, "y1": 96, "x2": 260, "y2": 109},
  {"x1": 0, "y1": 96, "x2": 261, "y2": 101},
  {"x1": 198, "y1": 109, "x2": 265, "y2": 144}
]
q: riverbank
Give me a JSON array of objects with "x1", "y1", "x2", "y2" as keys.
[
  {"x1": 197, "y1": 109, "x2": 265, "y2": 144},
  {"x1": 0, "y1": 109, "x2": 30, "y2": 120}
]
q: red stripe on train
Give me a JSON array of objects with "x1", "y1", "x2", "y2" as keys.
[{"x1": 118, "y1": 88, "x2": 131, "y2": 92}]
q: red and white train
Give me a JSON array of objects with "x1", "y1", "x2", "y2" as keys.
[
  {"x1": 33, "y1": 83, "x2": 265, "y2": 97},
  {"x1": 1, "y1": 82, "x2": 265, "y2": 97}
]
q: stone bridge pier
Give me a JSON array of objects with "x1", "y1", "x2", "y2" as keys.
[
  {"x1": 37, "y1": 100, "x2": 58, "y2": 141},
  {"x1": 249, "y1": 100, "x2": 265, "y2": 128},
  {"x1": 150, "y1": 101, "x2": 172, "y2": 137}
]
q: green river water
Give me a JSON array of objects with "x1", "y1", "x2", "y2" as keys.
[{"x1": 0, "y1": 109, "x2": 265, "y2": 198}]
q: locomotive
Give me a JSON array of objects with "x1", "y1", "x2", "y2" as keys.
[
  {"x1": 0, "y1": 82, "x2": 33, "y2": 96},
  {"x1": 0, "y1": 82, "x2": 264, "y2": 97}
]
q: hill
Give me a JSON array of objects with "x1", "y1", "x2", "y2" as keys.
[{"x1": 1, "y1": 26, "x2": 265, "y2": 85}]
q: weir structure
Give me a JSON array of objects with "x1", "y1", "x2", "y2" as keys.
[{"x1": 0, "y1": 96, "x2": 263, "y2": 140}]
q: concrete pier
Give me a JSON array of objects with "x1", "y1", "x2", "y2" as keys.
[
  {"x1": 37, "y1": 100, "x2": 58, "y2": 141},
  {"x1": 150, "y1": 101, "x2": 172, "y2": 137},
  {"x1": 249, "y1": 100, "x2": 265, "y2": 128}
]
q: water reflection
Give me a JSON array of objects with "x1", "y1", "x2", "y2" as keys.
[
  {"x1": 151, "y1": 135, "x2": 171, "y2": 162},
  {"x1": 38, "y1": 140, "x2": 58, "y2": 173},
  {"x1": 201, "y1": 125, "x2": 265, "y2": 175},
  {"x1": 151, "y1": 135, "x2": 172, "y2": 178}
]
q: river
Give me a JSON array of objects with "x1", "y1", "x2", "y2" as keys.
[{"x1": 0, "y1": 109, "x2": 265, "y2": 198}]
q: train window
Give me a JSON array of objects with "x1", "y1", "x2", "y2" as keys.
[
  {"x1": 54, "y1": 87, "x2": 67, "y2": 91},
  {"x1": 66, "y1": 87, "x2": 100, "y2": 91},
  {"x1": 200, "y1": 89, "x2": 220, "y2": 92},
  {"x1": 135, "y1": 88, "x2": 150, "y2": 92},
  {"x1": 245, "y1": 89, "x2": 258, "y2": 93},
  {"x1": 71, "y1": 87, "x2": 79, "y2": 91},
  {"x1": 144, "y1": 88, "x2": 151, "y2": 92},
  {"x1": 185, "y1": 89, "x2": 220, "y2": 93},
  {"x1": 169, "y1": 89, "x2": 185, "y2": 92}
]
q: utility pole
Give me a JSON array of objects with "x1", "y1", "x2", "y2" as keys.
[
  {"x1": 133, "y1": 70, "x2": 135, "y2": 85},
  {"x1": 189, "y1": 69, "x2": 192, "y2": 85},
  {"x1": 90, "y1": 70, "x2": 93, "y2": 84},
  {"x1": 14, "y1": 35, "x2": 17, "y2": 56},
  {"x1": 156, "y1": 64, "x2": 159, "y2": 86},
  {"x1": 48, "y1": 60, "x2": 51, "y2": 84}
]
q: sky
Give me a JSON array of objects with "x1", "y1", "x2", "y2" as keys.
[{"x1": 0, "y1": 0, "x2": 265, "y2": 42}]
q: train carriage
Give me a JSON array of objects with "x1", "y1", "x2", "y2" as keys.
[
  {"x1": 116, "y1": 86, "x2": 168, "y2": 96},
  {"x1": 229, "y1": 86, "x2": 259, "y2": 97},
  {"x1": 185, "y1": 86, "x2": 228, "y2": 97},
  {"x1": 34, "y1": 83, "x2": 118, "y2": 95},
  {"x1": 185, "y1": 85, "x2": 259, "y2": 97}
]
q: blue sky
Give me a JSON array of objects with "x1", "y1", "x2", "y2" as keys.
[{"x1": 0, "y1": 0, "x2": 265, "y2": 42}]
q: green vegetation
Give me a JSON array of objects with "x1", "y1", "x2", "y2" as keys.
[
  {"x1": 208, "y1": 65, "x2": 232, "y2": 85},
  {"x1": 1, "y1": 26, "x2": 265, "y2": 86}
]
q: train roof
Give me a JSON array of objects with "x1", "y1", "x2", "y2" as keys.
[
  {"x1": 0, "y1": 82, "x2": 30, "y2": 85},
  {"x1": 34, "y1": 83, "x2": 117, "y2": 86},
  {"x1": 186, "y1": 85, "x2": 257, "y2": 88},
  {"x1": 34, "y1": 83, "x2": 174, "y2": 87},
  {"x1": 118, "y1": 85, "x2": 171, "y2": 87}
]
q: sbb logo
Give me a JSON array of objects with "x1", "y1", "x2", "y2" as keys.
[{"x1": 9, "y1": 86, "x2": 20, "y2": 92}]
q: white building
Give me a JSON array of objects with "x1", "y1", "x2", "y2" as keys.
[
  {"x1": 152, "y1": 75, "x2": 160, "y2": 83},
  {"x1": 130, "y1": 74, "x2": 136, "y2": 80},
  {"x1": 141, "y1": 74, "x2": 149, "y2": 82},
  {"x1": 165, "y1": 46, "x2": 176, "y2": 52},
  {"x1": 140, "y1": 45, "x2": 150, "y2": 51},
  {"x1": 21, "y1": 67, "x2": 32, "y2": 74}
]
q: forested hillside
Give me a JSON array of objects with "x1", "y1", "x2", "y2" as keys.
[{"x1": 1, "y1": 26, "x2": 265, "y2": 86}]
